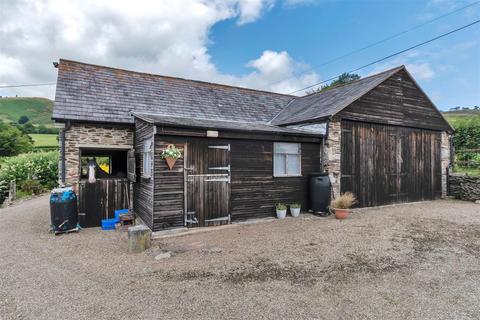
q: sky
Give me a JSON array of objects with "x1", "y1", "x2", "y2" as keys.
[{"x1": 0, "y1": 0, "x2": 479, "y2": 110}]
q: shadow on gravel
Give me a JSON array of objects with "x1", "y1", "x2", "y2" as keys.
[
  {"x1": 147, "y1": 218, "x2": 480, "y2": 286},
  {"x1": 405, "y1": 219, "x2": 480, "y2": 259}
]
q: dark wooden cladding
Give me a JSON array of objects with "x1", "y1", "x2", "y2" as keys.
[
  {"x1": 338, "y1": 69, "x2": 451, "y2": 132},
  {"x1": 153, "y1": 140, "x2": 185, "y2": 230},
  {"x1": 142, "y1": 133, "x2": 321, "y2": 231},
  {"x1": 230, "y1": 141, "x2": 320, "y2": 220},
  {"x1": 78, "y1": 179, "x2": 130, "y2": 228},
  {"x1": 341, "y1": 120, "x2": 441, "y2": 207},
  {"x1": 133, "y1": 119, "x2": 154, "y2": 229}
]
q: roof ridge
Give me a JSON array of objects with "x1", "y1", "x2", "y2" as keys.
[
  {"x1": 301, "y1": 65, "x2": 405, "y2": 98},
  {"x1": 58, "y1": 58, "x2": 296, "y2": 98}
]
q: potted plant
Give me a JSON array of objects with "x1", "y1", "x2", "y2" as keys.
[
  {"x1": 275, "y1": 203, "x2": 287, "y2": 219},
  {"x1": 160, "y1": 144, "x2": 182, "y2": 170},
  {"x1": 290, "y1": 203, "x2": 301, "y2": 217},
  {"x1": 330, "y1": 192, "x2": 357, "y2": 219}
]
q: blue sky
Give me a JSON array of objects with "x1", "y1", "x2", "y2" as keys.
[
  {"x1": 208, "y1": 0, "x2": 480, "y2": 110},
  {"x1": 0, "y1": 0, "x2": 479, "y2": 111}
]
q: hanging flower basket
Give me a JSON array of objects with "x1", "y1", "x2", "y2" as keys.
[
  {"x1": 165, "y1": 157, "x2": 177, "y2": 170},
  {"x1": 160, "y1": 144, "x2": 182, "y2": 170}
]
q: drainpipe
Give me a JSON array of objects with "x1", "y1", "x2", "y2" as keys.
[{"x1": 60, "y1": 121, "x2": 71, "y2": 186}]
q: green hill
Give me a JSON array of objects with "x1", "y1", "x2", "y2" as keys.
[
  {"x1": 443, "y1": 109, "x2": 480, "y2": 127},
  {"x1": 0, "y1": 97, "x2": 54, "y2": 126}
]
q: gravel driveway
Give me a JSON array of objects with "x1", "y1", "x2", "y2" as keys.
[{"x1": 0, "y1": 196, "x2": 479, "y2": 320}]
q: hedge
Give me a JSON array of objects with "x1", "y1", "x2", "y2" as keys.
[{"x1": 0, "y1": 151, "x2": 58, "y2": 204}]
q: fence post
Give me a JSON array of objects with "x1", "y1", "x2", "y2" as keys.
[{"x1": 8, "y1": 181, "x2": 16, "y2": 203}]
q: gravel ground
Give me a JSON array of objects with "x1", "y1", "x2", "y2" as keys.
[{"x1": 0, "y1": 196, "x2": 479, "y2": 320}]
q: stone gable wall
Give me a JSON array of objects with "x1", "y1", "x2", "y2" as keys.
[
  {"x1": 61, "y1": 124, "x2": 133, "y2": 185},
  {"x1": 441, "y1": 132, "x2": 451, "y2": 198},
  {"x1": 324, "y1": 120, "x2": 341, "y2": 197}
]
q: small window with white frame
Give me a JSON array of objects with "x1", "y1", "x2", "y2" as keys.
[
  {"x1": 142, "y1": 138, "x2": 153, "y2": 178},
  {"x1": 274, "y1": 142, "x2": 301, "y2": 177}
]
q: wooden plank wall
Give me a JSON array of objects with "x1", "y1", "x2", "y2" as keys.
[
  {"x1": 153, "y1": 140, "x2": 185, "y2": 230},
  {"x1": 150, "y1": 134, "x2": 321, "y2": 231},
  {"x1": 132, "y1": 119, "x2": 154, "y2": 229},
  {"x1": 341, "y1": 120, "x2": 442, "y2": 207},
  {"x1": 78, "y1": 179, "x2": 130, "y2": 227},
  {"x1": 338, "y1": 69, "x2": 451, "y2": 132},
  {"x1": 230, "y1": 140, "x2": 320, "y2": 220}
]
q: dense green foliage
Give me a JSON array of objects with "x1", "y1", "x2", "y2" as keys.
[
  {"x1": 18, "y1": 115, "x2": 30, "y2": 124},
  {"x1": 0, "y1": 121, "x2": 34, "y2": 156},
  {"x1": 0, "y1": 97, "x2": 54, "y2": 126},
  {"x1": 444, "y1": 111, "x2": 480, "y2": 175},
  {"x1": 0, "y1": 151, "x2": 58, "y2": 204},
  {"x1": 306, "y1": 73, "x2": 361, "y2": 94}
]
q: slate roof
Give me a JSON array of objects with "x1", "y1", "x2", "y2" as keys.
[
  {"x1": 53, "y1": 59, "x2": 410, "y2": 130},
  {"x1": 133, "y1": 113, "x2": 320, "y2": 137},
  {"x1": 270, "y1": 66, "x2": 405, "y2": 125},
  {"x1": 53, "y1": 59, "x2": 294, "y2": 124}
]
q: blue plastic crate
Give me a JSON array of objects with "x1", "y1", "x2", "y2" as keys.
[
  {"x1": 114, "y1": 209, "x2": 129, "y2": 222},
  {"x1": 101, "y1": 218, "x2": 117, "y2": 230}
]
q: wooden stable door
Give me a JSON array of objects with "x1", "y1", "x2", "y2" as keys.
[
  {"x1": 340, "y1": 120, "x2": 442, "y2": 207},
  {"x1": 185, "y1": 139, "x2": 231, "y2": 227}
]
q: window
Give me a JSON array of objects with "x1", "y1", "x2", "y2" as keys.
[
  {"x1": 274, "y1": 142, "x2": 301, "y2": 177},
  {"x1": 143, "y1": 138, "x2": 153, "y2": 178}
]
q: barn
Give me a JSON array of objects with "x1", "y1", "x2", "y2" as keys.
[{"x1": 52, "y1": 59, "x2": 453, "y2": 231}]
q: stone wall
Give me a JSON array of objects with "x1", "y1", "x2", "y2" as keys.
[
  {"x1": 324, "y1": 120, "x2": 341, "y2": 197},
  {"x1": 441, "y1": 132, "x2": 451, "y2": 198},
  {"x1": 449, "y1": 175, "x2": 480, "y2": 201},
  {"x1": 61, "y1": 123, "x2": 134, "y2": 185}
]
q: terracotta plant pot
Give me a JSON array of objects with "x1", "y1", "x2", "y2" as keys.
[
  {"x1": 334, "y1": 208, "x2": 350, "y2": 219},
  {"x1": 165, "y1": 157, "x2": 177, "y2": 170}
]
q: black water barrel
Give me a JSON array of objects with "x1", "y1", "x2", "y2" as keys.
[
  {"x1": 309, "y1": 173, "x2": 331, "y2": 213},
  {"x1": 50, "y1": 187, "x2": 78, "y2": 232}
]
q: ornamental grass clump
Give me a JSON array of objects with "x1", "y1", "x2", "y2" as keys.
[{"x1": 331, "y1": 192, "x2": 357, "y2": 209}]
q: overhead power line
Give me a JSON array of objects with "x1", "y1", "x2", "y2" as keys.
[
  {"x1": 288, "y1": 19, "x2": 480, "y2": 95},
  {"x1": 268, "y1": 1, "x2": 479, "y2": 91},
  {"x1": 311, "y1": 1, "x2": 480, "y2": 70},
  {"x1": 0, "y1": 82, "x2": 56, "y2": 89}
]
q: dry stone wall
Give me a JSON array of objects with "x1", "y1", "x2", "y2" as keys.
[{"x1": 449, "y1": 175, "x2": 480, "y2": 201}]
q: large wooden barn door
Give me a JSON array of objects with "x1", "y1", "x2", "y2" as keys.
[
  {"x1": 340, "y1": 120, "x2": 441, "y2": 207},
  {"x1": 185, "y1": 140, "x2": 231, "y2": 227}
]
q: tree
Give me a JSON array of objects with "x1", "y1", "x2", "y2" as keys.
[
  {"x1": 22, "y1": 122, "x2": 35, "y2": 133},
  {"x1": 306, "y1": 73, "x2": 361, "y2": 95},
  {"x1": 18, "y1": 115, "x2": 30, "y2": 124},
  {"x1": 0, "y1": 121, "x2": 33, "y2": 156}
]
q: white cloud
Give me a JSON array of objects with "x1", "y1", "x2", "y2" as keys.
[
  {"x1": 236, "y1": 0, "x2": 275, "y2": 25},
  {"x1": 0, "y1": 0, "x2": 318, "y2": 98},
  {"x1": 405, "y1": 62, "x2": 435, "y2": 80}
]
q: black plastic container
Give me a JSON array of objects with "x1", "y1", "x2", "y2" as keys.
[
  {"x1": 50, "y1": 187, "x2": 78, "y2": 232},
  {"x1": 308, "y1": 173, "x2": 331, "y2": 214}
]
